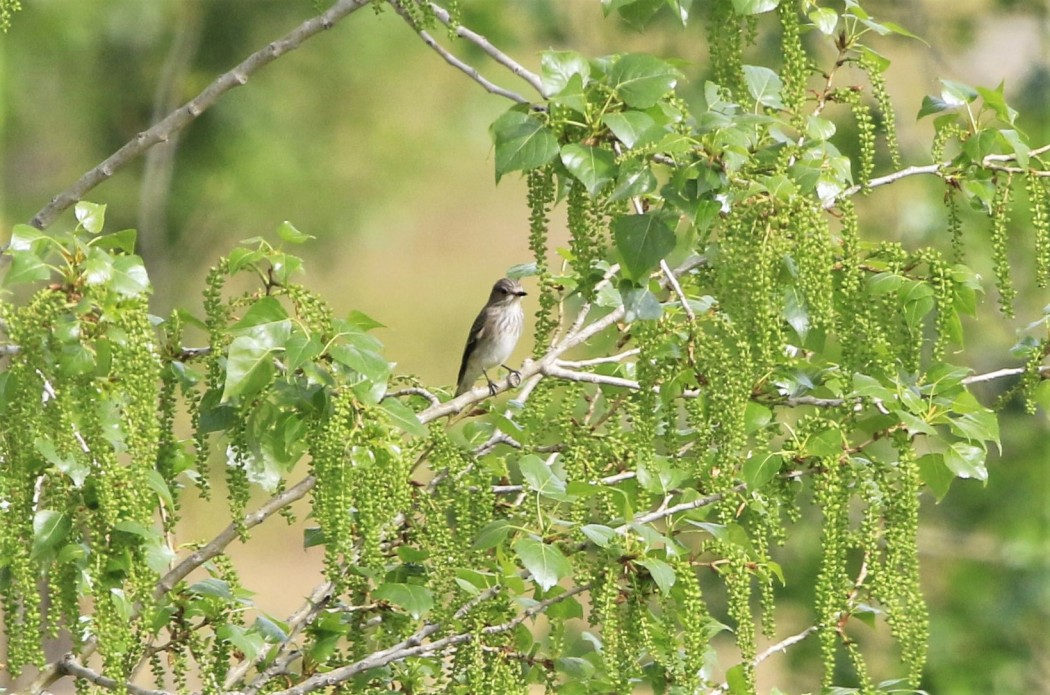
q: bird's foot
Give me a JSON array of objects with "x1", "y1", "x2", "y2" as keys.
[
  {"x1": 503, "y1": 364, "x2": 522, "y2": 388},
  {"x1": 485, "y1": 377, "x2": 499, "y2": 396}
]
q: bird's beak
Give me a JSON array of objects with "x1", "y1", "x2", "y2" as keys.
[{"x1": 517, "y1": 290, "x2": 528, "y2": 296}]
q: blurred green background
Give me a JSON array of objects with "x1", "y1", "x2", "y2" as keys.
[{"x1": 1, "y1": 1, "x2": 1047, "y2": 692}]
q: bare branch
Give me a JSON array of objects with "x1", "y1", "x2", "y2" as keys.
[
  {"x1": 56, "y1": 656, "x2": 171, "y2": 695},
  {"x1": 964, "y1": 363, "x2": 1050, "y2": 385},
  {"x1": 384, "y1": 386, "x2": 442, "y2": 408},
  {"x1": 268, "y1": 584, "x2": 590, "y2": 695},
  {"x1": 156, "y1": 474, "x2": 316, "y2": 597},
  {"x1": 556, "y1": 349, "x2": 640, "y2": 368},
  {"x1": 542, "y1": 363, "x2": 640, "y2": 390},
  {"x1": 426, "y1": 1, "x2": 544, "y2": 96},
  {"x1": 390, "y1": 1, "x2": 530, "y2": 104},
  {"x1": 27, "y1": 0, "x2": 371, "y2": 232}
]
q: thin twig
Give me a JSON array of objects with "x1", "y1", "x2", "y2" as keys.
[
  {"x1": 390, "y1": 1, "x2": 529, "y2": 104},
  {"x1": 27, "y1": 0, "x2": 371, "y2": 232},
  {"x1": 234, "y1": 581, "x2": 335, "y2": 692},
  {"x1": 427, "y1": 1, "x2": 544, "y2": 96},
  {"x1": 384, "y1": 386, "x2": 441, "y2": 408},
  {"x1": 267, "y1": 584, "x2": 589, "y2": 695}
]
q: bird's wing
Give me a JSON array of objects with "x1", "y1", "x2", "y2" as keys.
[{"x1": 456, "y1": 307, "x2": 489, "y2": 391}]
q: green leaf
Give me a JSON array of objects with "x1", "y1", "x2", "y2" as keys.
[
  {"x1": 611, "y1": 159, "x2": 658, "y2": 201},
  {"x1": 255, "y1": 615, "x2": 290, "y2": 643},
  {"x1": 743, "y1": 453, "x2": 782, "y2": 490},
  {"x1": 284, "y1": 332, "x2": 323, "y2": 371},
  {"x1": 999, "y1": 129, "x2": 1029, "y2": 168},
  {"x1": 731, "y1": 0, "x2": 779, "y2": 14},
  {"x1": 222, "y1": 335, "x2": 277, "y2": 402},
  {"x1": 560, "y1": 144, "x2": 617, "y2": 196},
  {"x1": 977, "y1": 83, "x2": 1018, "y2": 124},
  {"x1": 232, "y1": 297, "x2": 290, "y2": 335},
  {"x1": 639, "y1": 557, "x2": 675, "y2": 595},
  {"x1": 490, "y1": 109, "x2": 560, "y2": 180},
  {"x1": 111, "y1": 255, "x2": 151, "y2": 297},
  {"x1": 330, "y1": 344, "x2": 391, "y2": 384},
  {"x1": 620, "y1": 283, "x2": 663, "y2": 322},
  {"x1": 804, "y1": 428, "x2": 842, "y2": 458},
  {"x1": 345, "y1": 309, "x2": 385, "y2": 332},
  {"x1": 91, "y1": 228, "x2": 137, "y2": 254},
  {"x1": 608, "y1": 54, "x2": 680, "y2": 109},
  {"x1": 75, "y1": 201, "x2": 106, "y2": 234},
  {"x1": 612, "y1": 213, "x2": 676, "y2": 282},
  {"x1": 581, "y1": 524, "x2": 618, "y2": 548},
  {"x1": 35, "y1": 436, "x2": 88, "y2": 488},
  {"x1": 277, "y1": 220, "x2": 314, "y2": 244},
  {"x1": 379, "y1": 398, "x2": 426, "y2": 437},
  {"x1": 917, "y1": 452, "x2": 954, "y2": 501},
  {"x1": 943, "y1": 442, "x2": 988, "y2": 482},
  {"x1": 217, "y1": 624, "x2": 264, "y2": 662},
  {"x1": 513, "y1": 537, "x2": 571, "y2": 591},
  {"x1": 189, "y1": 578, "x2": 235, "y2": 600},
  {"x1": 8, "y1": 223, "x2": 50, "y2": 253},
  {"x1": 725, "y1": 663, "x2": 750, "y2": 694},
  {"x1": 519, "y1": 454, "x2": 566, "y2": 497},
  {"x1": 602, "y1": 111, "x2": 659, "y2": 148},
  {"x1": 4, "y1": 250, "x2": 51, "y2": 287},
  {"x1": 83, "y1": 247, "x2": 113, "y2": 286},
  {"x1": 948, "y1": 405, "x2": 1000, "y2": 452},
  {"x1": 473, "y1": 519, "x2": 513, "y2": 550},
  {"x1": 742, "y1": 65, "x2": 785, "y2": 109},
  {"x1": 808, "y1": 7, "x2": 838, "y2": 34},
  {"x1": 941, "y1": 79, "x2": 978, "y2": 106},
  {"x1": 374, "y1": 582, "x2": 434, "y2": 619},
  {"x1": 109, "y1": 588, "x2": 134, "y2": 622},
  {"x1": 917, "y1": 95, "x2": 954, "y2": 120},
  {"x1": 32, "y1": 510, "x2": 71, "y2": 560},
  {"x1": 540, "y1": 50, "x2": 591, "y2": 96}
]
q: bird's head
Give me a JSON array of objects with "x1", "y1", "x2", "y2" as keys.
[{"x1": 489, "y1": 277, "x2": 527, "y2": 305}]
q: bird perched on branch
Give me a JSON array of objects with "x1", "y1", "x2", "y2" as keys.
[{"x1": 455, "y1": 277, "x2": 527, "y2": 396}]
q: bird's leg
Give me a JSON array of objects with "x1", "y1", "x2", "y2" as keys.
[
  {"x1": 482, "y1": 369, "x2": 499, "y2": 396},
  {"x1": 501, "y1": 363, "x2": 522, "y2": 388}
]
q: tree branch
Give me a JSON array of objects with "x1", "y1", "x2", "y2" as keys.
[
  {"x1": 390, "y1": 0, "x2": 530, "y2": 104},
  {"x1": 426, "y1": 1, "x2": 544, "y2": 96},
  {"x1": 27, "y1": 0, "x2": 371, "y2": 232},
  {"x1": 267, "y1": 583, "x2": 590, "y2": 695}
]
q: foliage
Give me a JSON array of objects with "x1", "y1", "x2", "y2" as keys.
[{"x1": 0, "y1": 1, "x2": 1048, "y2": 694}]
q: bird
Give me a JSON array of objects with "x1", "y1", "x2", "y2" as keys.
[{"x1": 455, "y1": 277, "x2": 527, "y2": 396}]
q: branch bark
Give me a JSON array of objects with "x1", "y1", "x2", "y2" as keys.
[{"x1": 27, "y1": 0, "x2": 371, "y2": 232}]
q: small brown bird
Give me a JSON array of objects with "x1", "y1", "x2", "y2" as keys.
[{"x1": 455, "y1": 278, "x2": 527, "y2": 396}]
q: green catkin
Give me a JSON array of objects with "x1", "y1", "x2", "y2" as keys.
[
  {"x1": 790, "y1": 200, "x2": 836, "y2": 332},
  {"x1": 1025, "y1": 171, "x2": 1050, "y2": 287},
  {"x1": 567, "y1": 179, "x2": 609, "y2": 302},
  {"x1": 527, "y1": 165, "x2": 559, "y2": 356},
  {"x1": 1022, "y1": 338, "x2": 1050, "y2": 415},
  {"x1": 813, "y1": 446, "x2": 851, "y2": 689},
  {"x1": 310, "y1": 388, "x2": 356, "y2": 590},
  {"x1": 860, "y1": 51, "x2": 902, "y2": 170},
  {"x1": 945, "y1": 184, "x2": 965, "y2": 264},
  {"x1": 931, "y1": 121, "x2": 964, "y2": 163},
  {"x1": 843, "y1": 87, "x2": 877, "y2": 187},
  {"x1": 880, "y1": 436, "x2": 929, "y2": 686},
  {"x1": 0, "y1": 0, "x2": 21, "y2": 31},
  {"x1": 914, "y1": 248, "x2": 953, "y2": 361},
  {"x1": 989, "y1": 175, "x2": 1016, "y2": 316},
  {"x1": 777, "y1": 0, "x2": 808, "y2": 127},
  {"x1": 707, "y1": 1, "x2": 746, "y2": 98}
]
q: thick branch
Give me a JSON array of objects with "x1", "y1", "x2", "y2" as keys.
[{"x1": 28, "y1": 0, "x2": 370, "y2": 232}]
